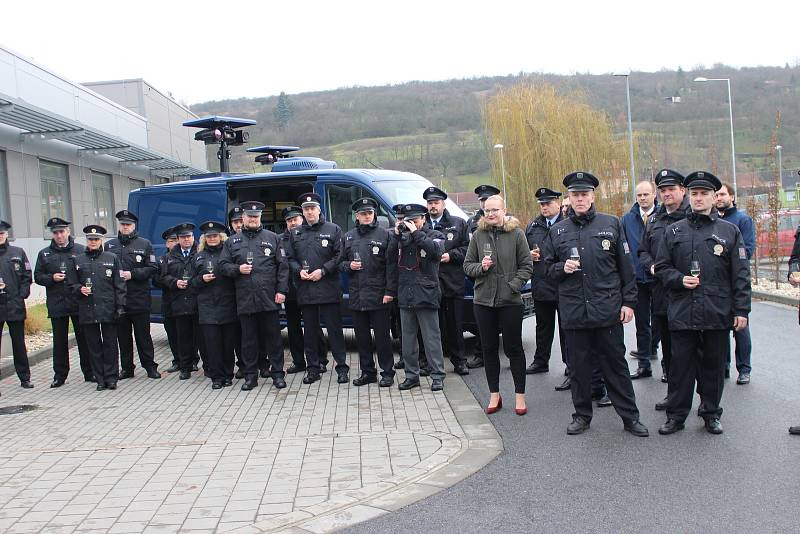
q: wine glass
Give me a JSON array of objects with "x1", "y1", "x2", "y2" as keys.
[
  {"x1": 690, "y1": 260, "x2": 700, "y2": 278},
  {"x1": 59, "y1": 261, "x2": 67, "y2": 274},
  {"x1": 182, "y1": 268, "x2": 191, "y2": 281},
  {"x1": 483, "y1": 243, "x2": 492, "y2": 259},
  {"x1": 0, "y1": 276, "x2": 5, "y2": 294},
  {"x1": 207, "y1": 261, "x2": 214, "y2": 274},
  {"x1": 85, "y1": 277, "x2": 93, "y2": 294},
  {"x1": 570, "y1": 247, "x2": 581, "y2": 271},
  {"x1": 353, "y1": 251, "x2": 361, "y2": 262},
  {"x1": 246, "y1": 251, "x2": 254, "y2": 265},
  {"x1": 302, "y1": 260, "x2": 310, "y2": 272},
  {"x1": 531, "y1": 243, "x2": 540, "y2": 261}
]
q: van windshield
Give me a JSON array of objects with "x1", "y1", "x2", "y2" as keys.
[{"x1": 373, "y1": 179, "x2": 469, "y2": 220}]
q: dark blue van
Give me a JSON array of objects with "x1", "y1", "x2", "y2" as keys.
[{"x1": 128, "y1": 164, "x2": 534, "y2": 331}]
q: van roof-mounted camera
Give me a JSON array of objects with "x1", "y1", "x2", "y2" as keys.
[{"x1": 183, "y1": 115, "x2": 256, "y2": 173}]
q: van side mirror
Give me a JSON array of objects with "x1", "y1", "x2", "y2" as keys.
[{"x1": 377, "y1": 215, "x2": 390, "y2": 228}]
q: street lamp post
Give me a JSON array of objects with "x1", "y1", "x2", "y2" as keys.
[
  {"x1": 614, "y1": 73, "x2": 636, "y2": 201},
  {"x1": 776, "y1": 145, "x2": 783, "y2": 183},
  {"x1": 693, "y1": 77, "x2": 737, "y2": 196},
  {"x1": 494, "y1": 143, "x2": 507, "y2": 200}
]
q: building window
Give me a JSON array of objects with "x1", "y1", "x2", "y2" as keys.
[
  {"x1": 129, "y1": 178, "x2": 145, "y2": 191},
  {"x1": 40, "y1": 160, "x2": 71, "y2": 231},
  {"x1": 92, "y1": 171, "x2": 114, "y2": 231},
  {"x1": 153, "y1": 176, "x2": 170, "y2": 185}
]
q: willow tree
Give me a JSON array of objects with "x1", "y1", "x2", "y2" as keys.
[{"x1": 483, "y1": 83, "x2": 632, "y2": 221}]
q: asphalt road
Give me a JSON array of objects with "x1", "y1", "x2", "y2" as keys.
[{"x1": 345, "y1": 300, "x2": 800, "y2": 534}]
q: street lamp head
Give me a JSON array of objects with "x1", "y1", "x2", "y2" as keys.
[
  {"x1": 494, "y1": 144, "x2": 504, "y2": 150},
  {"x1": 776, "y1": 145, "x2": 782, "y2": 151},
  {"x1": 612, "y1": 72, "x2": 630, "y2": 77},
  {"x1": 693, "y1": 77, "x2": 709, "y2": 82}
]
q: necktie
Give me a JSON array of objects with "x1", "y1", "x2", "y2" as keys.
[
  {"x1": 183, "y1": 250, "x2": 189, "y2": 258},
  {"x1": 642, "y1": 213, "x2": 648, "y2": 227},
  {"x1": 547, "y1": 220, "x2": 552, "y2": 228}
]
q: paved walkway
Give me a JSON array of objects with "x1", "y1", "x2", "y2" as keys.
[{"x1": 0, "y1": 327, "x2": 500, "y2": 533}]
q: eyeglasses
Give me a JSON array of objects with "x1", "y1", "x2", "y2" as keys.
[{"x1": 485, "y1": 208, "x2": 503, "y2": 215}]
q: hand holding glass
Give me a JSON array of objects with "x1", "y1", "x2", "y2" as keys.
[
  {"x1": 85, "y1": 277, "x2": 93, "y2": 294},
  {"x1": 246, "y1": 251, "x2": 254, "y2": 265},
  {"x1": 690, "y1": 260, "x2": 700, "y2": 278},
  {"x1": 570, "y1": 247, "x2": 581, "y2": 271}
]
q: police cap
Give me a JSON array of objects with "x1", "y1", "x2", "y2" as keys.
[
  {"x1": 282, "y1": 205, "x2": 303, "y2": 220},
  {"x1": 83, "y1": 224, "x2": 106, "y2": 239},
  {"x1": 115, "y1": 210, "x2": 138, "y2": 224},
  {"x1": 240, "y1": 201, "x2": 265, "y2": 216},
  {"x1": 200, "y1": 221, "x2": 226, "y2": 236},
  {"x1": 400, "y1": 204, "x2": 428, "y2": 218},
  {"x1": 423, "y1": 186, "x2": 447, "y2": 201},
  {"x1": 228, "y1": 206, "x2": 244, "y2": 222},
  {"x1": 563, "y1": 171, "x2": 600, "y2": 192},
  {"x1": 683, "y1": 171, "x2": 722, "y2": 191},
  {"x1": 474, "y1": 184, "x2": 501, "y2": 200},
  {"x1": 175, "y1": 222, "x2": 196, "y2": 237},
  {"x1": 535, "y1": 187, "x2": 562, "y2": 203},
  {"x1": 161, "y1": 226, "x2": 178, "y2": 241},
  {"x1": 352, "y1": 197, "x2": 378, "y2": 213},
  {"x1": 298, "y1": 192, "x2": 322, "y2": 208},
  {"x1": 0, "y1": 220, "x2": 11, "y2": 232},
  {"x1": 655, "y1": 169, "x2": 685, "y2": 188},
  {"x1": 46, "y1": 217, "x2": 70, "y2": 231}
]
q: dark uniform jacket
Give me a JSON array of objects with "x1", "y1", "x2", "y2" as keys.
[
  {"x1": 71, "y1": 247, "x2": 126, "y2": 324},
  {"x1": 0, "y1": 243, "x2": 32, "y2": 322},
  {"x1": 465, "y1": 217, "x2": 533, "y2": 307},
  {"x1": 525, "y1": 213, "x2": 563, "y2": 302},
  {"x1": 655, "y1": 210, "x2": 751, "y2": 331},
  {"x1": 397, "y1": 226, "x2": 444, "y2": 309},
  {"x1": 543, "y1": 205, "x2": 638, "y2": 329},
  {"x1": 287, "y1": 215, "x2": 343, "y2": 305},
  {"x1": 159, "y1": 245, "x2": 199, "y2": 317},
  {"x1": 105, "y1": 232, "x2": 157, "y2": 313},
  {"x1": 788, "y1": 226, "x2": 800, "y2": 324},
  {"x1": 467, "y1": 209, "x2": 483, "y2": 234},
  {"x1": 219, "y1": 228, "x2": 288, "y2": 315},
  {"x1": 427, "y1": 210, "x2": 468, "y2": 298},
  {"x1": 191, "y1": 242, "x2": 237, "y2": 325},
  {"x1": 340, "y1": 220, "x2": 398, "y2": 311},
  {"x1": 279, "y1": 230, "x2": 298, "y2": 301},
  {"x1": 155, "y1": 251, "x2": 173, "y2": 318},
  {"x1": 638, "y1": 197, "x2": 691, "y2": 316},
  {"x1": 34, "y1": 237, "x2": 83, "y2": 318}
]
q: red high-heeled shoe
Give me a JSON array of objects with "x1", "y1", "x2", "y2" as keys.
[
  {"x1": 485, "y1": 396, "x2": 502, "y2": 414},
  {"x1": 515, "y1": 406, "x2": 528, "y2": 416}
]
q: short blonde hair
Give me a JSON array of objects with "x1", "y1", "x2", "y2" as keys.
[{"x1": 198, "y1": 232, "x2": 228, "y2": 251}]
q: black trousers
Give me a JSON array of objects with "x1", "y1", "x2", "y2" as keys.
[
  {"x1": 439, "y1": 296, "x2": 465, "y2": 365},
  {"x1": 474, "y1": 304, "x2": 526, "y2": 394},
  {"x1": 164, "y1": 316, "x2": 178, "y2": 365},
  {"x1": 634, "y1": 282, "x2": 660, "y2": 369},
  {"x1": 352, "y1": 307, "x2": 395, "y2": 378},
  {"x1": 174, "y1": 315, "x2": 202, "y2": 373},
  {"x1": 302, "y1": 303, "x2": 348, "y2": 375},
  {"x1": 233, "y1": 319, "x2": 243, "y2": 370},
  {"x1": 655, "y1": 315, "x2": 672, "y2": 376},
  {"x1": 117, "y1": 312, "x2": 157, "y2": 372},
  {"x1": 567, "y1": 325, "x2": 640, "y2": 424},
  {"x1": 51, "y1": 315, "x2": 92, "y2": 381},
  {"x1": 285, "y1": 299, "x2": 307, "y2": 367},
  {"x1": 83, "y1": 322, "x2": 119, "y2": 386},
  {"x1": 240, "y1": 311, "x2": 284, "y2": 380},
  {"x1": 667, "y1": 329, "x2": 728, "y2": 422},
  {"x1": 531, "y1": 299, "x2": 568, "y2": 368},
  {"x1": 0, "y1": 320, "x2": 29, "y2": 381},
  {"x1": 202, "y1": 322, "x2": 237, "y2": 381}
]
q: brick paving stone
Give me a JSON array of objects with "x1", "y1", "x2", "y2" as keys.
[{"x1": 0, "y1": 326, "x2": 497, "y2": 533}]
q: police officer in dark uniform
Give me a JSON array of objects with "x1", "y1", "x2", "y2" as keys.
[
  {"x1": 655, "y1": 171, "x2": 751, "y2": 435},
  {"x1": 637, "y1": 169, "x2": 689, "y2": 403},
  {"x1": 106, "y1": 210, "x2": 160, "y2": 380},
  {"x1": 396, "y1": 203, "x2": 447, "y2": 391},
  {"x1": 71, "y1": 225, "x2": 127, "y2": 391},
  {"x1": 160, "y1": 223, "x2": 203, "y2": 380},
  {"x1": 543, "y1": 172, "x2": 648, "y2": 437},
  {"x1": 227, "y1": 206, "x2": 245, "y2": 378},
  {"x1": 0, "y1": 221, "x2": 33, "y2": 389},
  {"x1": 424, "y1": 186, "x2": 470, "y2": 375},
  {"x1": 341, "y1": 197, "x2": 399, "y2": 387},
  {"x1": 465, "y1": 184, "x2": 501, "y2": 369},
  {"x1": 525, "y1": 188, "x2": 570, "y2": 384},
  {"x1": 287, "y1": 192, "x2": 349, "y2": 385},
  {"x1": 219, "y1": 201, "x2": 289, "y2": 391},
  {"x1": 192, "y1": 221, "x2": 237, "y2": 389},
  {"x1": 157, "y1": 226, "x2": 181, "y2": 372},
  {"x1": 34, "y1": 217, "x2": 93, "y2": 386}
]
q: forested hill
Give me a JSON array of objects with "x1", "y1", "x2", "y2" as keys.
[{"x1": 191, "y1": 64, "x2": 800, "y2": 192}]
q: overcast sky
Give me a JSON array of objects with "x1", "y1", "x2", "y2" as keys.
[{"x1": 4, "y1": 0, "x2": 800, "y2": 105}]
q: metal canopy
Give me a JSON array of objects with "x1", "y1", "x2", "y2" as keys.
[
  {"x1": 183, "y1": 115, "x2": 257, "y2": 129},
  {"x1": 0, "y1": 96, "x2": 206, "y2": 177}
]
